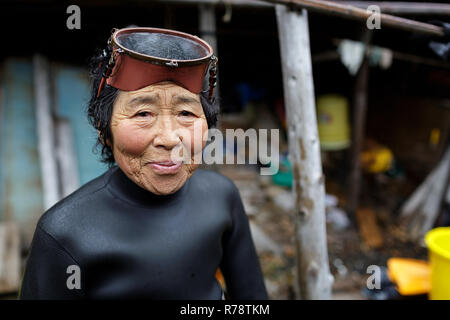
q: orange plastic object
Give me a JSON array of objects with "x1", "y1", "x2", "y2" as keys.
[
  {"x1": 387, "y1": 258, "x2": 431, "y2": 296},
  {"x1": 215, "y1": 268, "x2": 226, "y2": 290}
]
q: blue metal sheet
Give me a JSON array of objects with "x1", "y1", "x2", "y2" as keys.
[
  {"x1": 0, "y1": 59, "x2": 44, "y2": 222},
  {"x1": 53, "y1": 65, "x2": 107, "y2": 185}
]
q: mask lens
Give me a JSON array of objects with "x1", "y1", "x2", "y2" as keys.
[{"x1": 116, "y1": 32, "x2": 210, "y2": 61}]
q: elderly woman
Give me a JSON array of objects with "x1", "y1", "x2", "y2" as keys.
[{"x1": 19, "y1": 27, "x2": 267, "y2": 300}]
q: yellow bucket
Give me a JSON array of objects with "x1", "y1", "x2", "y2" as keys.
[
  {"x1": 425, "y1": 227, "x2": 450, "y2": 300},
  {"x1": 316, "y1": 94, "x2": 350, "y2": 151}
]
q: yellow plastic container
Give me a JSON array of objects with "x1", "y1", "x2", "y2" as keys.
[
  {"x1": 425, "y1": 227, "x2": 450, "y2": 300},
  {"x1": 316, "y1": 94, "x2": 350, "y2": 151}
]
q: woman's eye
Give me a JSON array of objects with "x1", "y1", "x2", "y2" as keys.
[
  {"x1": 179, "y1": 110, "x2": 194, "y2": 117},
  {"x1": 136, "y1": 111, "x2": 151, "y2": 117}
]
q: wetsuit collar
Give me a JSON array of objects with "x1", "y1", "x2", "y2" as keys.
[{"x1": 107, "y1": 166, "x2": 191, "y2": 207}]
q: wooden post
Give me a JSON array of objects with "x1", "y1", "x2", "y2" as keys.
[
  {"x1": 348, "y1": 32, "x2": 371, "y2": 217},
  {"x1": 198, "y1": 3, "x2": 220, "y2": 96},
  {"x1": 275, "y1": 5, "x2": 333, "y2": 299}
]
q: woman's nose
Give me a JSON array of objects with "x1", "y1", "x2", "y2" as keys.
[{"x1": 152, "y1": 115, "x2": 181, "y2": 150}]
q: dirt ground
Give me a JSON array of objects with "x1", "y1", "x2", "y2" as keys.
[{"x1": 218, "y1": 165, "x2": 429, "y2": 300}]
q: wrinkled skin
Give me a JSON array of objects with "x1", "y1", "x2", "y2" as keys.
[{"x1": 109, "y1": 81, "x2": 208, "y2": 195}]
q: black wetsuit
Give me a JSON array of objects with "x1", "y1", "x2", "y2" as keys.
[{"x1": 19, "y1": 166, "x2": 268, "y2": 300}]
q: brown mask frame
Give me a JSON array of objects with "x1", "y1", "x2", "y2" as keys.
[{"x1": 96, "y1": 27, "x2": 218, "y2": 103}]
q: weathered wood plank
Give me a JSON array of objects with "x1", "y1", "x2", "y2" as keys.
[
  {"x1": 401, "y1": 147, "x2": 450, "y2": 241},
  {"x1": 356, "y1": 208, "x2": 384, "y2": 249},
  {"x1": 33, "y1": 55, "x2": 60, "y2": 210},
  {"x1": 0, "y1": 222, "x2": 20, "y2": 294}
]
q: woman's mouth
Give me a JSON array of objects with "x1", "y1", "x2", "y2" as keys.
[{"x1": 148, "y1": 161, "x2": 182, "y2": 174}]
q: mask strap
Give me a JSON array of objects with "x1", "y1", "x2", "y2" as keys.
[
  {"x1": 96, "y1": 29, "x2": 119, "y2": 98},
  {"x1": 96, "y1": 55, "x2": 115, "y2": 98},
  {"x1": 207, "y1": 55, "x2": 218, "y2": 103}
]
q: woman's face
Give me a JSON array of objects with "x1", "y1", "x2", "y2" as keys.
[{"x1": 109, "y1": 81, "x2": 208, "y2": 195}]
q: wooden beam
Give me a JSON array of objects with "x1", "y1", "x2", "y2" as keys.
[
  {"x1": 276, "y1": 5, "x2": 332, "y2": 299},
  {"x1": 157, "y1": 0, "x2": 273, "y2": 8},
  {"x1": 158, "y1": 0, "x2": 450, "y2": 16},
  {"x1": 343, "y1": 2, "x2": 450, "y2": 16},
  {"x1": 264, "y1": 0, "x2": 445, "y2": 37}
]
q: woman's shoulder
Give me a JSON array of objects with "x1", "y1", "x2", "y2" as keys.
[{"x1": 37, "y1": 167, "x2": 113, "y2": 235}]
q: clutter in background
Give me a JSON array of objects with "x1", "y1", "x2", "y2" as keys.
[{"x1": 1, "y1": 0, "x2": 449, "y2": 300}]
